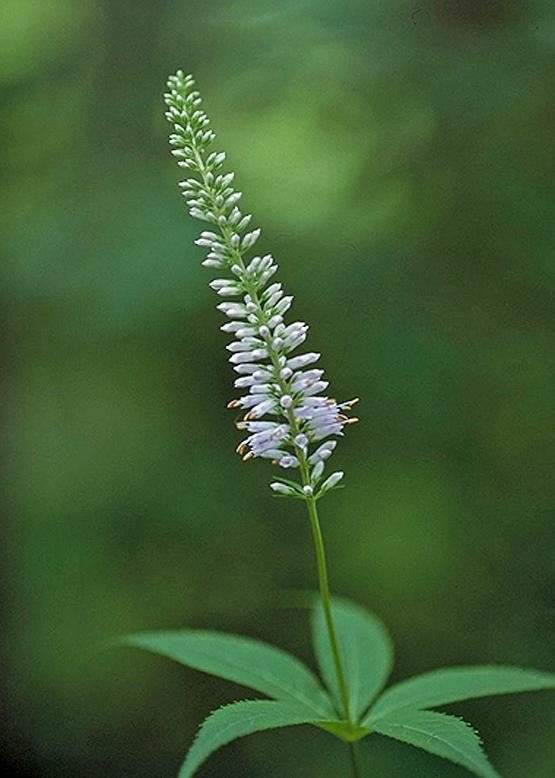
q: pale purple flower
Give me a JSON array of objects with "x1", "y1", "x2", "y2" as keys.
[{"x1": 164, "y1": 71, "x2": 358, "y2": 495}]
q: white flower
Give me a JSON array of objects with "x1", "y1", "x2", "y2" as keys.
[
  {"x1": 270, "y1": 482, "x2": 295, "y2": 496},
  {"x1": 321, "y1": 471, "x2": 344, "y2": 492},
  {"x1": 164, "y1": 71, "x2": 359, "y2": 492}
]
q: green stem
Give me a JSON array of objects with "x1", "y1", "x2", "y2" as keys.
[
  {"x1": 301, "y1": 478, "x2": 361, "y2": 778},
  {"x1": 302, "y1": 486, "x2": 351, "y2": 723},
  {"x1": 348, "y1": 742, "x2": 362, "y2": 778},
  {"x1": 298, "y1": 464, "x2": 363, "y2": 778}
]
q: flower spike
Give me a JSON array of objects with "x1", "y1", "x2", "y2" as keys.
[{"x1": 164, "y1": 71, "x2": 358, "y2": 494}]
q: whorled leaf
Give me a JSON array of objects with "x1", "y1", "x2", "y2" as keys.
[
  {"x1": 312, "y1": 596, "x2": 393, "y2": 720},
  {"x1": 367, "y1": 665, "x2": 555, "y2": 722},
  {"x1": 119, "y1": 630, "x2": 334, "y2": 717},
  {"x1": 178, "y1": 699, "x2": 337, "y2": 778},
  {"x1": 371, "y1": 709, "x2": 499, "y2": 778}
]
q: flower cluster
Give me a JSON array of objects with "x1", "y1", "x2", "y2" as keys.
[{"x1": 164, "y1": 71, "x2": 358, "y2": 498}]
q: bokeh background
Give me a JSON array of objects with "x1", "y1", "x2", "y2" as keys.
[{"x1": 2, "y1": 1, "x2": 554, "y2": 775}]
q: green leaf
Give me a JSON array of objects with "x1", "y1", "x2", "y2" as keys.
[
  {"x1": 312, "y1": 597, "x2": 393, "y2": 720},
  {"x1": 367, "y1": 665, "x2": 555, "y2": 722},
  {"x1": 120, "y1": 630, "x2": 333, "y2": 717},
  {"x1": 371, "y1": 710, "x2": 499, "y2": 778},
  {"x1": 178, "y1": 699, "x2": 331, "y2": 778}
]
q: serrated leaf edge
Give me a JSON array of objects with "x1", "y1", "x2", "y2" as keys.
[
  {"x1": 179, "y1": 698, "x2": 333, "y2": 778},
  {"x1": 372, "y1": 710, "x2": 500, "y2": 778}
]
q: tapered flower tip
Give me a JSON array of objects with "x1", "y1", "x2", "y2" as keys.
[
  {"x1": 270, "y1": 482, "x2": 294, "y2": 495},
  {"x1": 321, "y1": 471, "x2": 344, "y2": 491},
  {"x1": 312, "y1": 460, "x2": 325, "y2": 480}
]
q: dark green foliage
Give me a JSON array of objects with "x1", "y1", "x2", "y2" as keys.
[{"x1": 124, "y1": 597, "x2": 554, "y2": 776}]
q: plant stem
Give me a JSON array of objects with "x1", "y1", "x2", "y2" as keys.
[
  {"x1": 303, "y1": 490, "x2": 351, "y2": 722},
  {"x1": 300, "y1": 465, "x2": 361, "y2": 777},
  {"x1": 348, "y1": 742, "x2": 362, "y2": 778}
]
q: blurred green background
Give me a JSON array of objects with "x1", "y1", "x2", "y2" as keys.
[{"x1": 2, "y1": 1, "x2": 554, "y2": 775}]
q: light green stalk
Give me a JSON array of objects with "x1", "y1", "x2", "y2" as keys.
[{"x1": 300, "y1": 461, "x2": 361, "y2": 778}]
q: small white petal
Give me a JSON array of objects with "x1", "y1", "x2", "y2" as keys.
[
  {"x1": 274, "y1": 296, "x2": 293, "y2": 315},
  {"x1": 279, "y1": 455, "x2": 300, "y2": 469},
  {"x1": 321, "y1": 471, "x2": 344, "y2": 491},
  {"x1": 233, "y1": 363, "x2": 262, "y2": 374},
  {"x1": 234, "y1": 376, "x2": 256, "y2": 388},
  {"x1": 252, "y1": 369, "x2": 272, "y2": 381},
  {"x1": 220, "y1": 322, "x2": 243, "y2": 333},
  {"x1": 270, "y1": 482, "x2": 294, "y2": 495},
  {"x1": 311, "y1": 461, "x2": 325, "y2": 480},
  {"x1": 303, "y1": 381, "x2": 329, "y2": 397},
  {"x1": 229, "y1": 351, "x2": 259, "y2": 364},
  {"x1": 308, "y1": 441, "x2": 337, "y2": 465},
  {"x1": 259, "y1": 265, "x2": 278, "y2": 284},
  {"x1": 249, "y1": 399, "x2": 275, "y2": 418},
  {"x1": 242, "y1": 228, "x2": 261, "y2": 249},
  {"x1": 287, "y1": 353, "x2": 320, "y2": 370},
  {"x1": 250, "y1": 383, "x2": 274, "y2": 394},
  {"x1": 267, "y1": 315, "x2": 283, "y2": 329}
]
